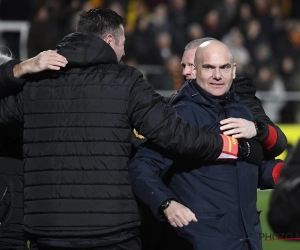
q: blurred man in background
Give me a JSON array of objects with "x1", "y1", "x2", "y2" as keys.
[{"x1": 268, "y1": 140, "x2": 300, "y2": 237}]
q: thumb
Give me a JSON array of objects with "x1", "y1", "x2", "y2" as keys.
[{"x1": 191, "y1": 213, "x2": 198, "y2": 222}]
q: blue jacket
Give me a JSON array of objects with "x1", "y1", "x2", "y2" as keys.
[{"x1": 130, "y1": 80, "x2": 263, "y2": 250}]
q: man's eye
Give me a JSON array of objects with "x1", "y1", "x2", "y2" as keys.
[
  {"x1": 221, "y1": 65, "x2": 231, "y2": 72},
  {"x1": 203, "y1": 66, "x2": 213, "y2": 71}
]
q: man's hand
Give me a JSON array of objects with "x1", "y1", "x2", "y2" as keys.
[
  {"x1": 13, "y1": 50, "x2": 68, "y2": 78},
  {"x1": 164, "y1": 200, "x2": 197, "y2": 227},
  {"x1": 220, "y1": 118, "x2": 256, "y2": 139}
]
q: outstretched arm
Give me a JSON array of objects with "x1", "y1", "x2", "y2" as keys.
[
  {"x1": 0, "y1": 50, "x2": 67, "y2": 98},
  {"x1": 233, "y1": 77, "x2": 287, "y2": 158},
  {"x1": 13, "y1": 50, "x2": 67, "y2": 78},
  {"x1": 241, "y1": 96, "x2": 287, "y2": 158}
]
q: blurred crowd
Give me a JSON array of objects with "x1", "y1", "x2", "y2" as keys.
[{"x1": 0, "y1": 0, "x2": 300, "y2": 123}]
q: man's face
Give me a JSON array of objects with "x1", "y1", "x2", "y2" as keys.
[
  {"x1": 195, "y1": 43, "x2": 236, "y2": 96},
  {"x1": 181, "y1": 48, "x2": 197, "y2": 81},
  {"x1": 110, "y1": 25, "x2": 125, "y2": 62}
]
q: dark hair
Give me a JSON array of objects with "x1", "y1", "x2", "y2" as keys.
[{"x1": 77, "y1": 7, "x2": 125, "y2": 40}]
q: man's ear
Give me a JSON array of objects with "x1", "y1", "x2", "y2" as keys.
[
  {"x1": 103, "y1": 34, "x2": 113, "y2": 45},
  {"x1": 232, "y1": 63, "x2": 237, "y2": 79}
]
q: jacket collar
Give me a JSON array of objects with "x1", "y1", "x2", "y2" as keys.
[
  {"x1": 170, "y1": 80, "x2": 237, "y2": 108},
  {"x1": 56, "y1": 32, "x2": 118, "y2": 67}
]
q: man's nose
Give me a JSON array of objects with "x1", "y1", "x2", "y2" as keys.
[
  {"x1": 213, "y1": 68, "x2": 221, "y2": 80},
  {"x1": 183, "y1": 67, "x2": 191, "y2": 76}
]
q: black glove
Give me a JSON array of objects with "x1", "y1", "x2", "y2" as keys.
[{"x1": 238, "y1": 139, "x2": 263, "y2": 166}]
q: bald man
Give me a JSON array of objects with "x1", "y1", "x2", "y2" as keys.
[
  {"x1": 130, "y1": 40, "x2": 266, "y2": 250},
  {"x1": 179, "y1": 38, "x2": 286, "y2": 158}
]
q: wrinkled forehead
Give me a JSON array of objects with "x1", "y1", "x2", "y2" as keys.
[{"x1": 199, "y1": 45, "x2": 232, "y2": 65}]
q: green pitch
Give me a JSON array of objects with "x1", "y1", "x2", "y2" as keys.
[{"x1": 258, "y1": 190, "x2": 299, "y2": 250}]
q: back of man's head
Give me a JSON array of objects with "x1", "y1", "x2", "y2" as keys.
[
  {"x1": 77, "y1": 7, "x2": 125, "y2": 39},
  {"x1": 184, "y1": 37, "x2": 215, "y2": 50}
]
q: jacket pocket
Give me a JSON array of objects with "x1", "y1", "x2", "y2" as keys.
[
  {"x1": 253, "y1": 210, "x2": 262, "y2": 235},
  {"x1": 249, "y1": 210, "x2": 263, "y2": 250},
  {"x1": 176, "y1": 212, "x2": 226, "y2": 250},
  {"x1": 192, "y1": 211, "x2": 225, "y2": 236},
  {"x1": 0, "y1": 184, "x2": 11, "y2": 226}
]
